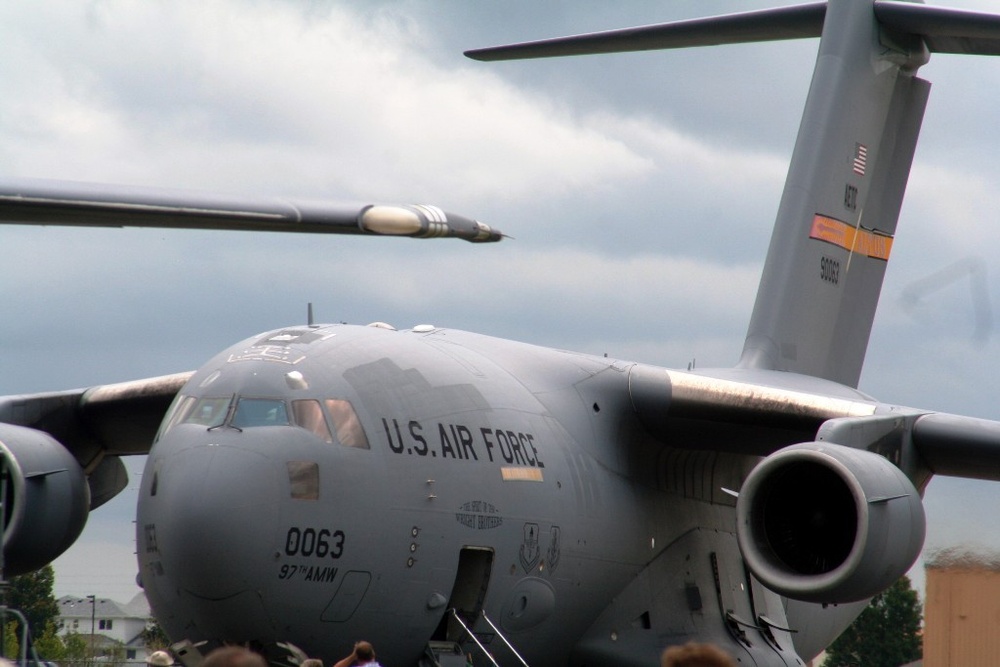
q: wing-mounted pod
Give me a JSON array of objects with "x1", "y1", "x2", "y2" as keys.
[
  {"x1": 0, "y1": 423, "x2": 89, "y2": 576},
  {"x1": 735, "y1": 442, "x2": 924, "y2": 603}
]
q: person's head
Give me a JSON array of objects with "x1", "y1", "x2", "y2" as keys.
[
  {"x1": 202, "y1": 647, "x2": 268, "y2": 667},
  {"x1": 354, "y1": 642, "x2": 375, "y2": 662},
  {"x1": 661, "y1": 642, "x2": 736, "y2": 667},
  {"x1": 148, "y1": 651, "x2": 174, "y2": 667}
]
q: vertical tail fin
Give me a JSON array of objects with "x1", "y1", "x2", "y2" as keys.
[
  {"x1": 468, "y1": 0, "x2": 1000, "y2": 388},
  {"x1": 737, "y1": 0, "x2": 929, "y2": 387}
]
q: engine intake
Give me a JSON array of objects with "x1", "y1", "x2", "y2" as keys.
[
  {"x1": 736, "y1": 442, "x2": 924, "y2": 603},
  {"x1": 0, "y1": 423, "x2": 89, "y2": 575}
]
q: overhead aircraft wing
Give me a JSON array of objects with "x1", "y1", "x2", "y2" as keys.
[
  {"x1": 0, "y1": 177, "x2": 503, "y2": 242},
  {"x1": 0, "y1": 372, "x2": 191, "y2": 509}
]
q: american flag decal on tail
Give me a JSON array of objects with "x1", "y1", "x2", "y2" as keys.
[{"x1": 852, "y1": 143, "x2": 868, "y2": 176}]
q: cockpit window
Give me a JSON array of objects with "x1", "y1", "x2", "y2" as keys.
[
  {"x1": 184, "y1": 397, "x2": 232, "y2": 428},
  {"x1": 232, "y1": 398, "x2": 290, "y2": 428},
  {"x1": 158, "y1": 394, "x2": 366, "y2": 447},
  {"x1": 292, "y1": 400, "x2": 334, "y2": 444},
  {"x1": 157, "y1": 395, "x2": 233, "y2": 439},
  {"x1": 325, "y1": 399, "x2": 370, "y2": 449}
]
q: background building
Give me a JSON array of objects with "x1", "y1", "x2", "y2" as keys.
[
  {"x1": 56, "y1": 593, "x2": 152, "y2": 662},
  {"x1": 924, "y1": 548, "x2": 1000, "y2": 667}
]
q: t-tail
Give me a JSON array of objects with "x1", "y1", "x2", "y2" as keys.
[{"x1": 468, "y1": 0, "x2": 1000, "y2": 387}]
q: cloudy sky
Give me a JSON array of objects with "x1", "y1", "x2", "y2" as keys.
[{"x1": 3, "y1": 0, "x2": 1000, "y2": 604}]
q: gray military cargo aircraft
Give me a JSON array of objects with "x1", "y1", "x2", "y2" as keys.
[{"x1": 4, "y1": 0, "x2": 1000, "y2": 665}]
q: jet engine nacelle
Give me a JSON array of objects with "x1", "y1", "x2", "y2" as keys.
[
  {"x1": 735, "y1": 442, "x2": 924, "y2": 603},
  {"x1": 0, "y1": 423, "x2": 89, "y2": 575}
]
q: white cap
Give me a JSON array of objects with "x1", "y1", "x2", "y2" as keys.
[{"x1": 148, "y1": 651, "x2": 174, "y2": 667}]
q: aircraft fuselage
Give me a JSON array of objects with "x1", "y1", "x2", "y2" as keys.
[{"x1": 136, "y1": 323, "x2": 852, "y2": 665}]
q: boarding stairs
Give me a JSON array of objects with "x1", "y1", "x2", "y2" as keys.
[{"x1": 421, "y1": 609, "x2": 529, "y2": 667}]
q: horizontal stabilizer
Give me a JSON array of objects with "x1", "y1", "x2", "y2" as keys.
[
  {"x1": 465, "y1": 3, "x2": 825, "y2": 61},
  {"x1": 0, "y1": 178, "x2": 502, "y2": 243},
  {"x1": 875, "y1": 1, "x2": 1000, "y2": 55},
  {"x1": 467, "y1": 1, "x2": 1000, "y2": 62}
]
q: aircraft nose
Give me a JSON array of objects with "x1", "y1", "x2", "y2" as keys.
[{"x1": 141, "y1": 433, "x2": 282, "y2": 600}]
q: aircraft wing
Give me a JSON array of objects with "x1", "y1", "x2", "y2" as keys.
[
  {"x1": 628, "y1": 365, "x2": 1000, "y2": 482},
  {"x1": 0, "y1": 372, "x2": 191, "y2": 509},
  {"x1": 0, "y1": 177, "x2": 502, "y2": 242},
  {"x1": 628, "y1": 365, "x2": 877, "y2": 455}
]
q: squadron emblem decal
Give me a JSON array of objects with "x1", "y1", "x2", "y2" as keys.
[
  {"x1": 547, "y1": 526, "x2": 561, "y2": 574},
  {"x1": 520, "y1": 522, "x2": 540, "y2": 573}
]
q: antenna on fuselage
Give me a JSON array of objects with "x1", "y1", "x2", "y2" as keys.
[{"x1": 307, "y1": 302, "x2": 314, "y2": 326}]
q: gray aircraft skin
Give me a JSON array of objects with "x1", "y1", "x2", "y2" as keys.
[{"x1": 7, "y1": 1, "x2": 1000, "y2": 665}]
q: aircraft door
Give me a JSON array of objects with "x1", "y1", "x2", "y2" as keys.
[{"x1": 438, "y1": 547, "x2": 494, "y2": 642}]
